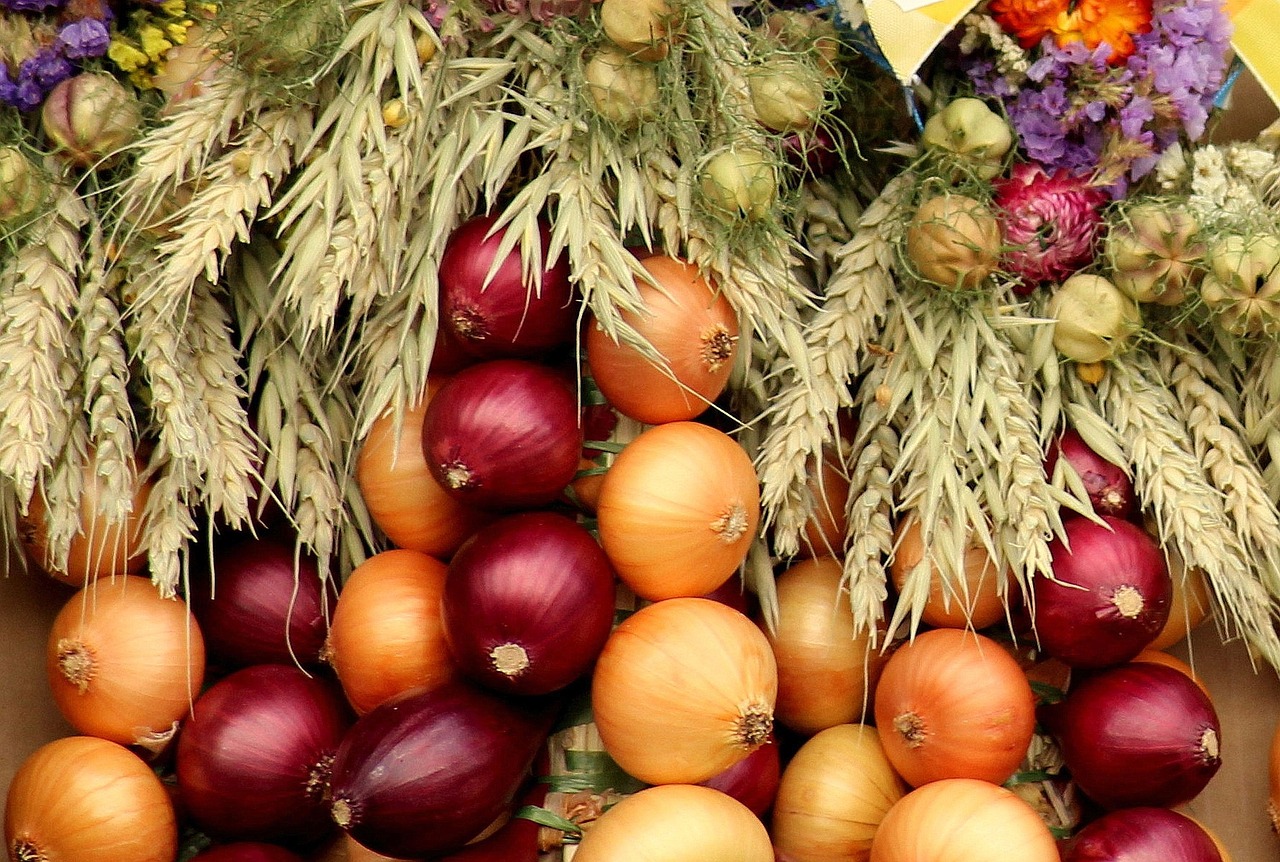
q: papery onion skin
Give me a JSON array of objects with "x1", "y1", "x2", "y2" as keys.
[
  {"x1": 46, "y1": 574, "x2": 205, "y2": 747},
  {"x1": 771, "y1": 724, "x2": 906, "y2": 862},
  {"x1": 188, "y1": 534, "x2": 333, "y2": 670},
  {"x1": 5, "y1": 736, "x2": 178, "y2": 862},
  {"x1": 585, "y1": 254, "x2": 739, "y2": 424},
  {"x1": 869, "y1": 778, "x2": 1058, "y2": 862},
  {"x1": 1043, "y1": 661, "x2": 1222, "y2": 809},
  {"x1": 1045, "y1": 429, "x2": 1135, "y2": 518},
  {"x1": 189, "y1": 843, "x2": 307, "y2": 861},
  {"x1": 1059, "y1": 807, "x2": 1222, "y2": 861},
  {"x1": 356, "y1": 382, "x2": 492, "y2": 557},
  {"x1": 873, "y1": 628, "x2": 1036, "y2": 787},
  {"x1": 442, "y1": 511, "x2": 616, "y2": 696},
  {"x1": 572, "y1": 785, "x2": 774, "y2": 862},
  {"x1": 422, "y1": 359, "x2": 583, "y2": 511},
  {"x1": 1035, "y1": 515, "x2": 1171, "y2": 668},
  {"x1": 596, "y1": 421, "x2": 760, "y2": 600},
  {"x1": 328, "y1": 680, "x2": 557, "y2": 859},
  {"x1": 439, "y1": 214, "x2": 577, "y2": 359},
  {"x1": 325, "y1": 548, "x2": 455, "y2": 714},
  {"x1": 889, "y1": 518, "x2": 1012, "y2": 630},
  {"x1": 591, "y1": 597, "x2": 778, "y2": 785},
  {"x1": 176, "y1": 664, "x2": 352, "y2": 846},
  {"x1": 701, "y1": 734, "x2": 782, "y2": 818}
]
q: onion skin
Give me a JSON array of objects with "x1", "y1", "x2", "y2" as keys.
[
  {"x1": 5, "y1": 736, "x2": 178, "y2": 862},
  {"x1": 439, "y1": 214, "x2": 577, "y2": 360},
  {"x1": 422, "y1": 359, "x2": 583, "y2": 511},
  {"x1": 1035, "y1": 515, "x2": 1171, "y2": 668},
  {"x1": 1042, "y1": 661, "x2": 1222, "y2": 809},
  {"x1": 889, "y1": 519, "x2": 1012, "y2": 630},
  {"x1": 1045, "y1": 429, "x2": 1135, "y2": 518},
  {"x1": 434, "y1": 785, "x2": 547, "y2": 862},
  {"x1": 572, "y1": 785, "x2": 775, "y2": 862},
  {"x1": 188, "y1": 534, "x2": 333, "y2": 669},
  {"x1": 442, "y1": 511, "x2": 616, "y2": 696},
  {"x1": 328, "y1": 680, "x2": 557, "y2": 859},
  {"x1": 189, "y1": 844, "x2": 306, "y2": 861},
  {"x1": 176, "y1": 665, "x2": 352, "y2": 846},
  {"x1": 701, "y1": 735, "x2": 782, "y2": 818},
  {"x1": 1059, "y1": 807, "x2": 1222, "y2": 861}
]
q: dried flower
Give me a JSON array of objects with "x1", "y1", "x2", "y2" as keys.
[
  {"x1": 748, "y1": 59, "x2": 824, "y2": 133},
  {"x1": 1105, "y1": 202, "x2": 1202, "y2": 305},
  {"x1": 1199, "y1": 234, "x2": 1280, "y2": 337},
  {"x1": 994, "y1": 162, "x2": 1107, "y2": 287},
  {"x1": 39, "y1": 71, "x2": 142, "y2": 166},
  {"x1": 989, "y1": 0, "x2": 1153, "y2": 63},
  {"x1": 0, "y1": 146, "x2": 45, "y2": 223},
  {"x1": 583, "y1": 46, "x2": 659, "y2": 127},
  {"x1": 905, "y1": 193, "x2": 1002, "y2": 290},
  {"x1": 700, "y1": 145, "x2": 778, "y2": 221},
  {"x1": 921, "y1": 96, "x2": 1013, "y2": 180},
  {"x1": 1047, "y1": 273, "x2": 1141, "y2": 362}
]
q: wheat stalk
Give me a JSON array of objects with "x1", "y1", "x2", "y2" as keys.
[{"x1": 1241, "y1": 340, "x2": 1280, "y2": 502}]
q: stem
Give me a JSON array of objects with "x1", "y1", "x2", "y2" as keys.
[
  {"x1": 1109, "y1": 585, "x2": 1145, "y2": 619},
  {"x1": 711, "y1": 503, "x2": 749, "y2": 543},
  {"x1": 491, "y1": 642, "x2": 530, "y2": 677},
  {"x1": 56, "y1": 638, "x2": 96, "y2": 694},
  {"x1": 732, "y1": 701, "x2": 773, "y2": 748},
  {"x1": 893, "y1": 711, "x2": 927, "y2": 748}
]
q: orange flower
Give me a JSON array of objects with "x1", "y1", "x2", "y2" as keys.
[{"x1": 989, "y1": 0, "x2": 1154, "y2": 62}]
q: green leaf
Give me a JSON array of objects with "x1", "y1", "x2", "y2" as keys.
[{"x1": 515, "y1": 804, "x2": 583, "y2": 835}]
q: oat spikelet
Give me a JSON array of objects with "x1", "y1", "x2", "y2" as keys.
[
  {"x1": 0, "y1": 189, "x2": 87, "y2": 506},
  {"x1": 1098, "y1": 355, "x2": 1280, "y2": 666},
  {"x1": 757, "y1": 174, "x2": 914, "y2": 558},
  {"x1": 1241, "y1": 340, "x2": 1280, "y2": 503}
]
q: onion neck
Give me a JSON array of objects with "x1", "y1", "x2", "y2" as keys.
[
  {"x1": 331, "y1": 797, "x2": 360, "y2": 829},
  {"x1": 893, "y1": 711, "x2": 927, "y2": 748},
  {"x1": 710, "y1": 504, "x2": 749, "y2": 544},
  {"x1": 12, "y1": 838, "x2": 45, "y2": 862},
  {"x1": 490, "y1": 643, "x2": 530, "y2": 677},
  {"x1": 700, "y1": 326, "x2": 737, "y2": 372},
  {"x1": 441, "y1": 460, "x2": 478, "y2": 491},
  {"x1": 1198, "y1": 727, "x2": 1221, "y2": 765},
  {"x1": 307, "y1": 753, "x2": 335, "y2": 802},
  {"x1": 55, "y1": 638, "x2": 96, "y2": 693},
  {"x1": 1109, "y1": 585, "x2": 1145, "y2": 618},
  {"x1": 732, "y1": 701, "x2": 774, "y2": 749}
]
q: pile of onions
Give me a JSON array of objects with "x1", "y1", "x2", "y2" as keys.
[
  {"x1": 442, "y1": 511, "x2": 616, "y2": 695},
  {"x1": 571, "y1": 785, "x2": 774, "y2": 862},
  {"x1": 5, "y1": 735, "x2": 177, "y2": 862},
  {"x1": 324, "y1": 548, "x2": 454, "y2": 714},
  {"x1": 356, "y1": 382, "x2": 491, "y2": 557},
  {"x1": 1059, "y1": 807, "x2": 1223, "y2": 861},
  {"x1": 175, "y1": 664, "x2": 352, "y2": 846},
  {"x1": 422, "y1": 359, "x2": 583, "y2": 511},
  {"x1": 1045, "y1": 428, "x2": 1135, "y2": 518},
  {"x1": 327, "y1": 680, "x2": 556, "y2": 859},
  {"x1": 771, "y1": 724, "x2": 906, "y2": 862},
  {"x1": 869, "y1": 778, "x2": 1059, "y2": 861},
  {"x1": 596, "y1": 421, "x2": 759, "y2": 600},
  {"x1": 46, "y1": 575, "x2": 205, "y2": 747},
  {"x1": 187, "y1": 534, "x2": 333, "y2": 669},
  {"x1": 768, "y1": 557, "x2": 885, "y2": 735},
  {"x1": 873, "y1": 628, "x2": 1035, "y2": 787},
  {"x1": 1034, "y1": 515, "x2": 1171, "y2": 667},
  {"x1": 585, "y1": 254, "x2": 739, "y2": 424},
  {"x1": 889, "y1": 518, "x2": 1011, "y2": 630},
  {"x1": 438, "y1": 214, "x2": 576, "y2": 359},
  {"x1": 591, "y1": 597, "x2": 777, "y2": 785},
  {"x1": 1042, "y1": 661, "x2": 1222, "y2": 809}
]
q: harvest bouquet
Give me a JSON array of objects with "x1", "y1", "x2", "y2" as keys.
[{"x1": 1, "y1": 0, "x2": 1280, "y2": 857}]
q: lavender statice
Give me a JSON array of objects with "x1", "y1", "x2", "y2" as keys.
[{"x1": 0, "y1": 0, "x2": 112, "y2": 111}]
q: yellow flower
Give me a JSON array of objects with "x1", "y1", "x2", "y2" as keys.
[
  {"x1": 108, "y1": 39, "x2": 150, "y2": 72},
  {"x1": 166, "y1": 21, "x2": 190, "y2": 43},
  {"x1": 160, "y1": 0, "x2": 186, "y2": 15},
  {"x1": 139, "y1": 24, "x2": 175, "y2": 62}
]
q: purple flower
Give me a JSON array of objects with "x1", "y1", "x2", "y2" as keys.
[
  {"x1": 25, "y1": 47, "x2": 72, "y2": 87},
  {"x1": 57, "y1": 18, "x2": 109, "y2": 59},
  {"x1": 0, "y1": 0, "x2": 63, "y2": 11}
]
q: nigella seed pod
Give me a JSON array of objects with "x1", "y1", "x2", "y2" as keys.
[
  {"x1": 40, "y1": 73, "x2": 142, "y2": 168},
  {"x1": 0, "y1": 147, "x2": 45, "y2": 223},
  {"x1": 700, "y1": 145, "x2": 778, "y2": 221},
  {"x1": 1047, "y1": 274, "x2": 1142, "y2": 363}
]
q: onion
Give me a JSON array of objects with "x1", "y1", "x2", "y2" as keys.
[
  {"x1": 1042, "y1": 661, "x2": 1222, "y2": 809},
  {"x1": 442, "y1": 511, "x2": 616, "y2": 695},
  {"x1": 1034, "y1": 515, "x2": 1171, "y2": 668},
  {"x1": 439, "y1": 214, "x2": 577, "y2": 359},
  {"x1": 889, "y1": 518, "x2": 1012, "y2": 630},
  {"x1": 1059, "y1": 807, "x2": 1222, "y2": 861},
  {"x1": 771, "y1": 724, "x2": 906, "y2": 862},
  {"x1": 1045, "y1": 429, "x2": 1135, "y2": 518},
  {"x1": 189, "y1": 843, "x2": 306, "y2": 861},
  {"x1": 422, "y1": 359, "x2": 583, "y2": 510},
  {"x1": 47, "y1": 575, "x2": 205, "y2": 748},
  {"x1": 325, "y1": 548, "x2": 454, "y2": 714},
  {"x1": 187, "y1": 533, "x2": 333, "y2": 670},
  {"x1": 591, "y1": 597, "x2": 777, "y2": 785},
  {"x1": 794, "y1": 447, "x2": 850, "y2": 559},
  {"x1": 572, "y1": 785, "x2": 774, "y2": 862},
  {"x1": 433, "y1": 785, "x2": 547, "y2": 861},
  {"x1": 700, "y1": 734, "x2": 781, "y2": 818},
  {"x1": 328, "y1": 680, "x2": 556, "y2": 859},
  {"x1": 1271, "y1": 717, "x2": 1280, "y2": 833},
  {"x1": 175, "y1": 664, "x2": 352, "y2": 846},
  {"x1": 1149, "y1": 548, "x2": 1213, "y2": 650},
  {"x1": 5, "y1": 736, "x2": 177, "y2": 862}
]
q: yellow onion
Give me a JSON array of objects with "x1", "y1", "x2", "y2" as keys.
[
  {"x1": 1106, "y1": 202, "x2": 1203, "y2": 305},
  {"x1": 573, "y1": 785, "x2": 773, "y2": 862},
  {"x1": 904, "y1": 194, "x2": 1001, "y2": 290},
  {"x1": 1199, "y1": 233, "x2": 1280, "y2": 337},
  {"x1": 1047, "y1": 274, "x2": 1142, "y2": 363},
  {"x1": 771, "y1": 725, "x2": 906, "y2": 862},
  {"x1": 921, "y1": 97, "x2": 1012, "y2": 180},
  {"x1": 599, "y1": 0, "x2": 676, "y2": 62},
  {"x1": 1147, "y1": 546, "x2": 1213, "y2": 650},
  {"x1": 583, "y1": 47, "x2": 660, "y2": 126},
  {"x1": 700, "y1": 145, "x2": 778, "y2": 221}
]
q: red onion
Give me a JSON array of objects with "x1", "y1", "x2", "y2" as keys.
[
  {"x1": 1060, "y1": 807, "x2": 1222, "y2": 861},
  {"x1": 439, "y1": 214, "x2": 577, "y2": 360},
  {"x1": 188, "y1": 534, "x2": 334, "y2": 669},
  {"x1": 176, "y1": 665, "x2": 352, "y2": 847},
  {"x1": 434, "y1": 784, "x2": 547, "y2": 862},
  {"x1": 422, "y1": 359, "x2": 583, "y2": 511},
  {"x1": 189, "y1": 843, "x2": 306, "y2": 862},
  {"x1": 1033, "y1": 515, "x2": 1171, "y2": 668},
  {"x1": 328, "y1": 680, "x2": 557, "y2": 859},
  {"x1": 1042, "y1": 661, "x2": 1221, "y2": 810},
  {"x1": 443, "y1": 511, "x2": 616, "y2": 696},
  {"x1": 781, "y1": 127, "x2": 839, "y2": 177},
  {"x1": 700, "y1": 734, "x2": 781, "y2": 817},
  {"x1": 1045, "y1": 429, "x2": 1135, "y2": 518}
]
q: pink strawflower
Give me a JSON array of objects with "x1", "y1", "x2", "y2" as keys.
[{"x1": 994, "y1": 162, "x2": 1107, "y2": 287}]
